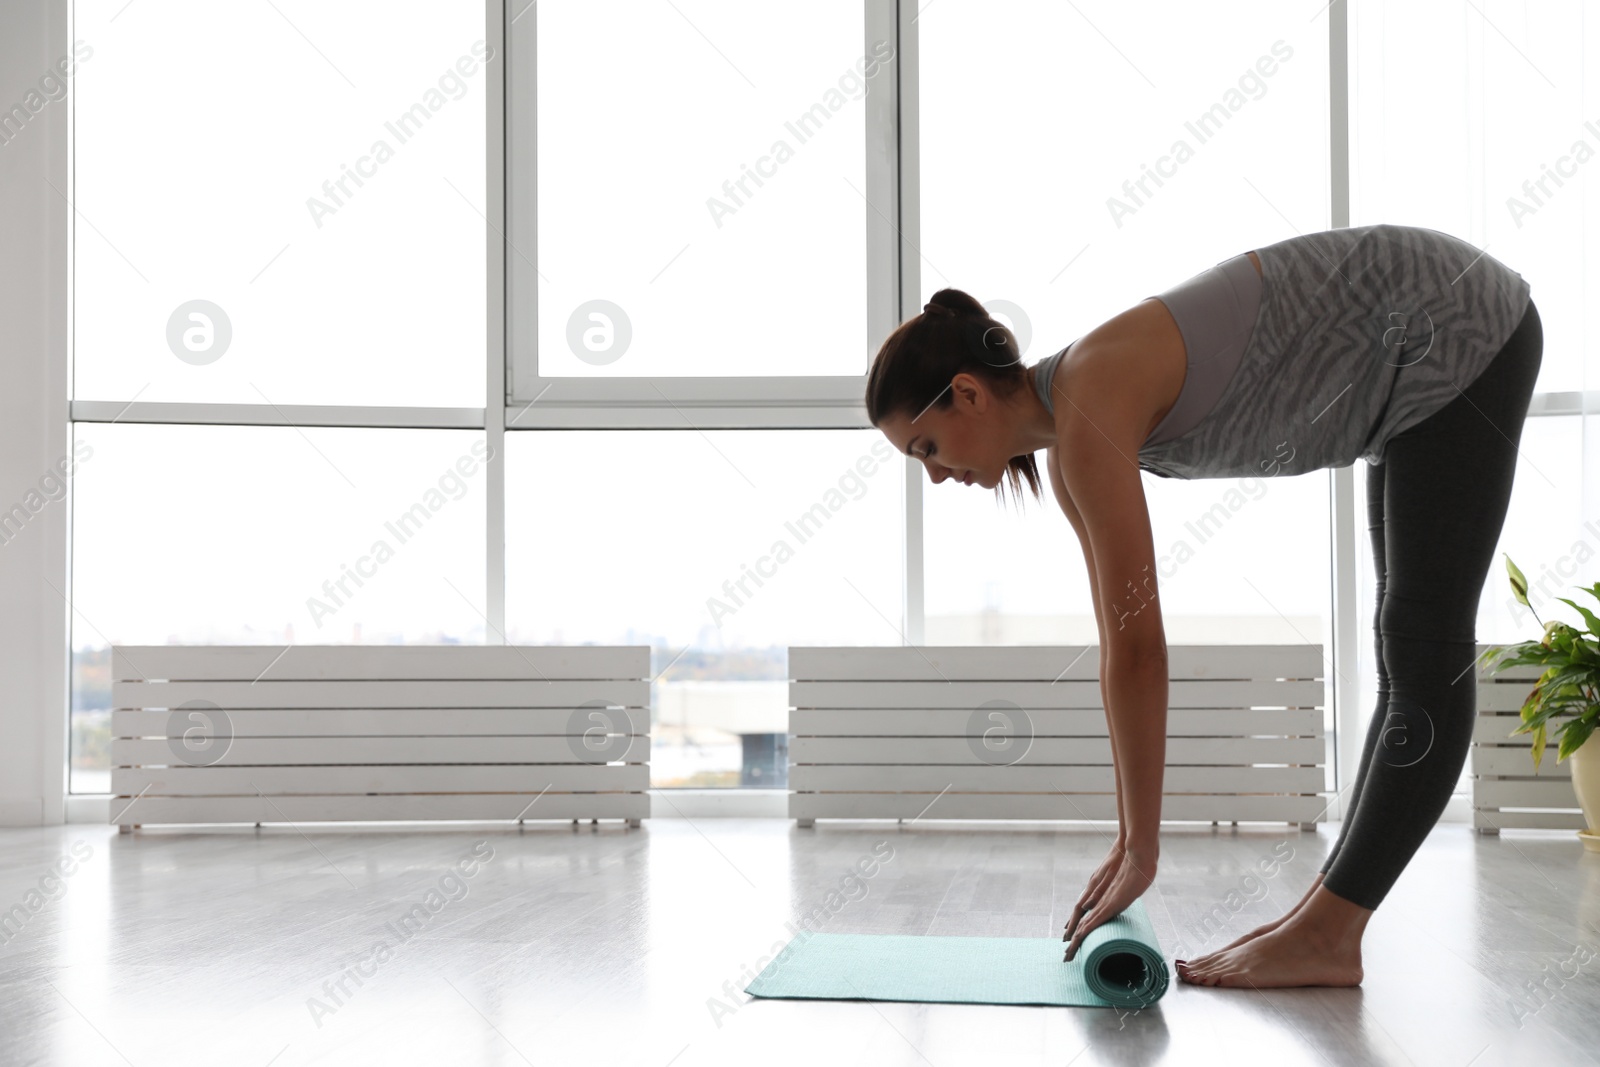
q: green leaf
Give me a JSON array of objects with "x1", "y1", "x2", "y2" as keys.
[
  {"x1": 1557, "y1": 718, "x2": 1597, "y2": 761},
  {"x1": 1516, "y1": 705, "x2": 1562, "y2": 733},
  {"x1": 1523, "y1": 703, "x2": 1600, "y2": 755},
  {"x1": 1557, "y1": 597, "x2": 1600, "y2": 639},
  {"x1": 1531, "y1": 720, "x2": 1547, "y2": 773},
  {"x1": 1482, "y1": 643, "x2": 1558, "y2": 675},
  {"x1": 1505, "y1": 554, "x2": 1531, "y2": 607},
  {"x1": 1542, "y1": 662, "x2": 1600, "y2": 694},
  {"x1": 1517, "y1": 691, "x2": 1541, "y2": 727}
]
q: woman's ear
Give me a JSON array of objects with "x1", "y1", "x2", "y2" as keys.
[{"x1": 950, "y1": 372, "x2": 987, "y2": 411}]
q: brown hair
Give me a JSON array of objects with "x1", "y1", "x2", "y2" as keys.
[{"x1": 865, "y1": 287, "x2": 1043, "y2": 506}]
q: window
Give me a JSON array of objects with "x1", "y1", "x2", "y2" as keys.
[
  {"x1": 1352, "y1": 0, "x2": 1587, "y2": 394},
  {"x1": 920, "y1": 0, "x2": 1328, "y2": 362},
  {"x1": 69, "y1": 425, "x2": 487, "y2": 793},
  {"x1": 73, "y1": 0, "x2": 487, "y2": 406},
  {"x1": 505, "y1": 429, "x2": 903, "y2": 787},
  {"x1": 63, "y1": 0, "x2": 1596, "y2": 804},
  {"x1": 529, "y1": 0, "x2": 871, "y2": 379},
  {"x1": 920, "y1": 0, "x2": 1333, "y2": 647},
  {"x1": 924, "y1": 472, "x2": 1330, "y2": 646},
  {"x1": 506, "y1": 0, "x2": 894, "y2": 423}
]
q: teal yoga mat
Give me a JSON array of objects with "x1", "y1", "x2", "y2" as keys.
[{"x1": 745, "y1": 898, "x2": 1168, "y2": 1009}]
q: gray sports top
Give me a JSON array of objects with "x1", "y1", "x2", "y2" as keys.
[
  {"x1": 1030, "y1": 223, "x2": 1533, "y2": 479},
  {"x1": 1031, "y1": 251, "x2": 1261, "y2": 460}
]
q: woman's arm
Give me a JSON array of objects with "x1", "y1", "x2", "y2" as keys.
[
  {"x1": 1052, "y1": 353, "x2": 1169, "y2": 859},
  {"x1": 1045, "y1": 444, "x2": 1125, "y2": 841}
]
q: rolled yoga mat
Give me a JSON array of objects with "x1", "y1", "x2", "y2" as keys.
[{"x1": 745, "y1": 897, "x2": 1169, "y2": 1009}]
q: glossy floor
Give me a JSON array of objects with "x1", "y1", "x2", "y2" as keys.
[{"x1": 1, "y1": 817, "x2": 1597, "y2": 1066}]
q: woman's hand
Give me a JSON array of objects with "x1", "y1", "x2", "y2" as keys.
[
  {"x1": 1062, "y1": 843, "x2": 1158, "y2": 963},
  {"x1": 1063, "y1": 839, "x2": 1126, "y2": 946}
]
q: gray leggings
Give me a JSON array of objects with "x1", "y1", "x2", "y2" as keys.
[{"x1": 1318, "y1": 298, "x2": 1544, "y2": 911}]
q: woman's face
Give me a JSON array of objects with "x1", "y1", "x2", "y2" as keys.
[{"x1": 877, "y1": 373, "x2": 1013, "y2": 489}]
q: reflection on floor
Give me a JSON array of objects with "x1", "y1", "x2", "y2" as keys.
[{"x1": 1, "y1": 817, "x2": 1596, "y2": 1066}]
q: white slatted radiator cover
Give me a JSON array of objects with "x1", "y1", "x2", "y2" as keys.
[
  {"x1": 788, "y1": 645, "x2": 1328, "y2": 827},
  {"x1": 110, "y1": 645, "x2": 650, "y2": 830},
  {"x1": 1471, "y1": 643, "x2": 1584, "y2": 833}
]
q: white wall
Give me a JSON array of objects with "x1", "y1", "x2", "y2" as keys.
[{"x1": 0, "y1": 0, "x2": 70, "y2": 826}]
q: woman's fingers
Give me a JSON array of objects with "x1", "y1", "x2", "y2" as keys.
[
  {"x1": 1064, "y1": 854, "x2": 1158, "y2": 962},
  {"x1": 1067, "y1": 860, "x2": 1112, "y2": 917},
  {"x1": 1064, "y1": 897, "x2": 1109, "y2": 961},
  {"x1": 1066, "y1": 878, "x2": 1103, "y2": 929},
  {"x1": 1065, "y1": 872, "x2": 1129, "y2": 962},
  {"x1": 1064, "y1": 881, "x2": 1100, "y2": 938},
  {"x1": 1064, "y1": 914, "x2": 1095, "y2": 961},
  {"x1": 1063, "y1": 868, "x2": 1112, "y2": 940},
  {"x1": 1063, "y1": 899, "x2": 1096, "y2": 943},
  {"x1": 1063, "y1": 844, "x2": 1130, "y2": 944}
]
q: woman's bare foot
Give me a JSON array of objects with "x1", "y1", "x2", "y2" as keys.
[
  {"x1": 1175, "y1": 919, "x2": 1363, "y2": 987},
  {"x1": 1184, "y1": 872, "x2": 1326, "y2": 962},
  {"x1": 1175, "y1": 885, "x2": 1370, "y2": 989},
  {"x1": 1191, "y1": 915, "x2": 1289, "y2": 962}
]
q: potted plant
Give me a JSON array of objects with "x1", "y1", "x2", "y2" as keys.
[{"x1": 1478, "y1": 554, "x2": 1600, "y2": 849}]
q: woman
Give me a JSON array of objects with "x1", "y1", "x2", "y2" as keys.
[{"x1": 864, "y1": 222, "x2": 1541, "y2": 988}]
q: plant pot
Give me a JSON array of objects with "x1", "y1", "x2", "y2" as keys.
[{"x1": 1568, "y1": 732, "x2": 1600, "y2": 850}]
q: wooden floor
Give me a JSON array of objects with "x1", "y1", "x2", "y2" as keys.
[{"x1": 1, "y1": 817, "x2": 1597, "y2": 1066}]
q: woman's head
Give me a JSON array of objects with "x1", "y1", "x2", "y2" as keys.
[{"x1": 866, "y1": 287, "x2": 1044, "y2": 505}]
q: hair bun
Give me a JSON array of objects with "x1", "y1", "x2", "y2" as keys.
[{"x1": 922, "y1": 301, "x2": 952, "y2": 317}]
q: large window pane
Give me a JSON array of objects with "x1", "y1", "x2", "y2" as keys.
[
  {"x1": 73, "y1": 0, "x2": 486, "y2": 405},
  {"x1": 919, "y1": 0, "x2": 1332, "y2": 645},
  {"x1": 69, "y1": 426, "x2": 488, "y2": 793},
  {"x1": 533, "y1": 0, "x2": 870, "y2": 377},
  {"x1": 505, "y1": 430, "x2": 903, "y2": 787},
  {"x1": 1352, "y1": 0, "x2": 1594, "y2": 394},
  {"x1": 925, "y1": 472, "x2": 1330, "y2": 645},
  {"x1": 920, "y1": 0, "x2": 1328, "y2": 368}
]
